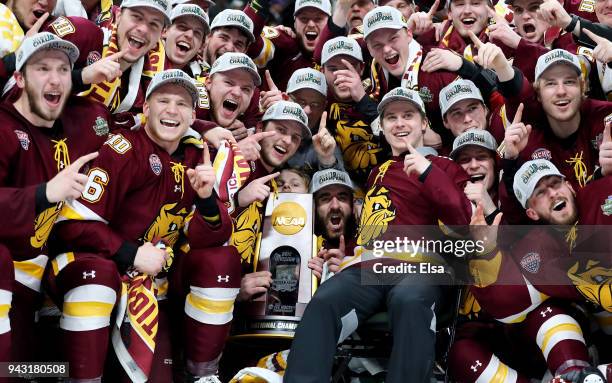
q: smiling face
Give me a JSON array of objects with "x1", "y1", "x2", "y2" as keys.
[
  {"x1": 143, "y1": 83, "x2": 195, "y2": 154},
  {"x1": 164, "y1": 16, "x2": 207, "y2": 68},
  {"x1": 322, "y1": 55, "x2": 365, "y2": 102},
  {"x1": 315, "y1": 184, "x2": 353, "y2": 240},
  {"x1": 449, "y1": 0, "x2": 491, "y2": 37},
  {"x1": 15, "y1": 49, "x2": 72, "y2": 127},
  {"x1": 116, "y1": 7, "x2": 165, "y2": 64},
  {"x1": 204, "y1": 27, "x2": 249, "y2": 65},
  {"x1": 205, "y1": 70, "x2": 255, "y2": 127},
  {"x1": 511, "y1": 0, "x2": 548, "y2": 43},
  {"x1": 348, "y1": 0, "x2": 376, "y2": 30},
  {"x1": 443, "y1": 99, "x2": 488, "y2": 136},
  {"x1": 260, "y1": 121, "x2": 303, "y2": 170},
  {"x1": 596, "y1": 0, "x2": 612, "y2": 26},
  {"x1": 536, "y1": 64, "x2": 584, "y2": 126},
  {"x1": 526, "y1": 175, "x2": 577, "y2": 224},
  {"x1": 294, "y1": 8, "x2": 329, "y2": 53},
  {"x1": 366, "y1": 28, "x2": 411, "y2": 78},
  {"x1": 381, "y1": 100, "x2": 427, "y2": 156},
  {"x1": 455, "y1": 146, "x2": 496, "y2": 190},
  {"x1": 7, "y1": 0, "x2": 57, "y2": 29}
]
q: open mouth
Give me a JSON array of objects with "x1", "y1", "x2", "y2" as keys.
[
  {"x1": 222, "y1": 99, "x2": 239, "y2": 112},
  {"x1": 176, "y1": 41, "x2": 191, "y2": 53},
  {"x1": 33, "y1": 9, "x2": 46, "y2": 18},
  {"x1": 385, "y1": 53, "x2": 400, "y2": 66},
  {"x1": 273, "y1": 145, "x2": 287, "y2": 155},
  {"x1": 329, "y1": 213, "x2": 342, "y2": 227},
  {"x1": 522, "y1": 23, "x2": 536, "y2": 34},
  {"x1": 161, "y1": 119, "x2": 180, "y2": 128},
  {"x1": 394, "y1": 131, "x2": 409, "y2": 138},
  {"x1": 462, "y1": 17, "x2": 476, "y2": 26},
  {"x1": 470, "y1": 174, "x2": 485, "y2": 183},
  {"x1": 128, "y1": 36, "x2": 146, "y2": 50},
  {"x1": 554, "y1": 100, "x2": 570, "y2": 107},
  {"x1": 44, "y1": 91, "x2": 61, "y2": 106},
  {"x1": 552, "y1": 200, "x2": 567, "y2": 212},
  {"x1": 305, "y1": 31, "x2": 318, "y2": 42}
]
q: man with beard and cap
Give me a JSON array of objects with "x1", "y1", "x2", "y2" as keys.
[
  {"x1": 48, "y1": 69, "x2": 231, "y2": 383},
  {"x1": 284, "y1": 87, "x2": 472, "y2": 383},
  {"x1": 0, "y1": 32, "x2": 110, "y2": 364},
  {"x1": 245, "y1": 0, "x2": 331, "y2": 91}
]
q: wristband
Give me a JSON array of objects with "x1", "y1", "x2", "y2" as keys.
[{"x1": 565, "y1": 14, "x2": 579, "y2": 33}]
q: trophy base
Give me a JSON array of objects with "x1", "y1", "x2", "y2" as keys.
[{"x1": 230, "y1": 315, "x2": 301, "y2": 339}]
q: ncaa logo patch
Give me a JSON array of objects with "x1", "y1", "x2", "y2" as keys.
[
  {"x1": 149, "y1": 154, "x2": 162, "y2": 176},
  {"x1": 531, "y1": 148, "x2": 552, "y2": 160},
  {"x1": 14, "y1": 130, "x2": 30, "y2": 150},
  {"x1": 520, "y1": 252, "x2": 541, "y2": 274},
  {"x1": 602, "y1": 195, "x2": 612, "y2": 216}
]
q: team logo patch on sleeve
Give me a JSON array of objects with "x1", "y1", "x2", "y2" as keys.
[
  {"x1": 87, "y1": 51, "x2": 102, "y2": 66},
  {"x1": 262, "y1": 26, "x2": 280, "y2": 39},
  {"x1": 50, "y1": 17, "x2": 76, "y2": 37},
  {"x1": 520, "y1": 252, "x2": 541, "y2": 274},
  {"x1": 149, "y1": 154, "x2": 163, "y2": 176},
  {"x1": 14, "y1": 130, "x2": 30, "y2": 150},
  {"x1": 531, "y1": 148, "x2": 552, "y2": 160}
]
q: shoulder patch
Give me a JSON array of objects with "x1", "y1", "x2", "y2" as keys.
[
  {"x1": 93, "y1": 116, "x2": 109, "y2": 137},
  {"x1": 520, "y1": 252, "x2": 541, "y2": 274},
  {"x1": 105, "y1": 133, "x2": 132, "y2": 154},
  {"x1": 14, "y1": 130, "x2": 30, "y2": 150},
  {"x1": 262, "y1": 26, "x2": 280, "y2": 39},
  {"x1": 50, "y1": 16, "x2": 76, "y2": 37},
  {"x1": 87, "y1": 51, "x2": 102, "y2": 66},
  {"x1": 149, "y1": 154, "x2": 162, "y2": 176}
]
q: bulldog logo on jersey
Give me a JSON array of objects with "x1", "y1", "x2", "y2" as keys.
[
  {"x1": 520, "y1": 252, "x2": 541, "y2": 274},
  {"x1": 334, "y1": 119, "x2": 382, "y2": 178},
  {"x1": 356, "y1": 185, "x2": 395, "y2": 246},
  {"x1": 149, "y1": 154, "x2": 162, "y2": 176},
  {"x1": 568, "y1": 260, "x2": 612, "y2": 312},
  {"x1": 143, "y1": 202, "x2": 189, "y2": 249},
  {"x1": 31, "y1": 203, "x2": 63, "y2": 249},
  {"x1": 230, "y1": 202, "x2": 263, "y2": 265},
  {"x1": 14, "y1": 130, "x2": 30, "y2": 150}
]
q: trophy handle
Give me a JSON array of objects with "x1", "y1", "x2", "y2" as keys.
[{"x1": 252, "y1": 232, "x2": 263, "y2": 272}]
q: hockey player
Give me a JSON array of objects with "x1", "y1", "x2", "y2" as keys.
[
  {"x1": 47, "y1": 69, "x2": 228, "y2": 382},
  {"x1": 284, "y1": 87, "x2": 472, "y2": 382},
  {"x1": 0, "y1": 32, "x2": 109, "y2": 362}
]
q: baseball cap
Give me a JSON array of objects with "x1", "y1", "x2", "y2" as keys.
[
  {"x1": 377, "y1": 87, "x2": 426, "y2": 115},
  {"x1": 210, "y1": 9, "x2": 255, "y2": 43},
  {"x1": 263, "y1": 101, "x2": 311, "y2": 140},
  {"x1": 321, "y1": 36, "x2": 363, "y2": 66},
  {"x1": 170, "y1": 4, "x2": 209, "y2": 33},
  {"x1": 310, "y1": 169, "x2": 354, "y2": 194},
  {"x1": 513, "y1": 159, "x2": 564, "y2": 209},
  {"x1": 449, "y1": 129, "x2": 497, "y2": 159},
  {"x1": 363, "y1": 6, "x2": 407, "y2": 40},
  {"x1": 16, "y1": 32, "x2": 80, "y2": 72},
  {"x1": 145, "y1": 69, "x2": 199, "y2": 106},
  {"x1": 171, "y1": 0, "x2": 214, "y2": 6},
  {"x1": 121, "y1": 0, "x2": 171, "y2": 24},
  {"x1": 534, "y1": 49, "x2": 581, "y2": 82},
  {"x1": 294, "y1": 0, "x2": 332, "y2": 16},
  {"x1": 209, "y1": 52, "x2": 261, "y2": 86},
  {"x1": 287, "y1": 68, "x2": 327, "y2": 96},
  {"x1": 439, "y1": 79, "x2": 484, "y2": 117}
]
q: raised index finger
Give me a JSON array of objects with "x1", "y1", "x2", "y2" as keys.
[
  {"x1": 319, "y1": 111, "x2": 328, "y2": 133},
  {"x1": 467, "y1": 30, "x2": 483, "y2": 49},
  {"x1": 340, "y1": 59, "x2": 358, "y2": 74},
  {"x1": 603, "y1": 119, "x2": 611, "y2": 143},
  {"x1": 428, "y1": 0, "x2": 440, "y2": 18},
  {"x1": 265, "y1": 70, "x2": 278, "y2": 91},
  {"x1": 512, "y1": 103, "x2": 524, "y2": 125},
  {"x1": 27, "y1": 12, "x2": 49, "y2": 36},
  {"x1": 108, "y1": 50, "x2": 127, "y2": 62},
  {"x1": 203, "y1": 143, "x2": 211, "y2": 166},
  {"x1": 70, "y1": 152, "x2": 99, "y2": 171}
]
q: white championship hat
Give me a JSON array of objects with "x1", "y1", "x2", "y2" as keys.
[
  {"x1": 170, "y1": 4, "x2": 209, "y2": 33},
  {"x1": 16, "y1": 32, "x2": 80, "y2": 72},
  {"x1": 263, "y1": 101, "x2": 311, "y2": 140},
  {"x1": 450, "y1": 129, "x2": 497, "y2": 159},
  {"x1": 439, "y1": 79, "x2": 484, "y2": 117},
  {"x1": 534, "y1": 49, "x2": 582, "y2": 82},
  {"x1": 209, "y1": 52, "x2": 261, "y2": 86},
  {"x1": 121, "y1": 0, "x2": 171, "y2": 24},
  {"x1": 310, "y1": 168, "x2": 354, "y2": 194},
  {"x1": 210, "y1": 9, "x2": 255, "y2": 42},
  {"x1": 513, "y1": 159, "x2": 564, "y2": 208},
  {"x1": 145, "y1": 69, "x2": 199, "y2": 106},
  {"x1": 294, "y1": 0, "x2": 332, "y2": 16},
  {"x1": 377, "y1": 87, "x2": 426, "y2": 115},
  {"x1": 287, "y1": 68, "x2": 327, "y2": 96},
  {"x1": 363, "y1": 6, "x2": 407, "y2": 40},
  {"x1": 321, "y1": 36, "x2": 363, "y2": 66}
]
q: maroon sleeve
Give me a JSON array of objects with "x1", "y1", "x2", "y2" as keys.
[
  {"x1": 43, "y1": 16, "x2": 104, "y2": 69},
  {"x1": 512, "y1": 38, "x2": 550, "y2": 84},
  {"x1": 422, "y1": 159, "x2": 472, "y2": 225},
  {"x1": 53, "y1": 135, "x2": 143, "y2": 258},
  {"x1": 243, "y1": 5, "x2": 265, "y2": 45},
  {"x1": 313, "y1": 22, "x2": 345, "y2": 65},
  {"x1": 186, "y1": 199, "x2": 234, "y2": 249},
  {"x1": 240, "y1": 87, "x2": 263, "y2": 130}
]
